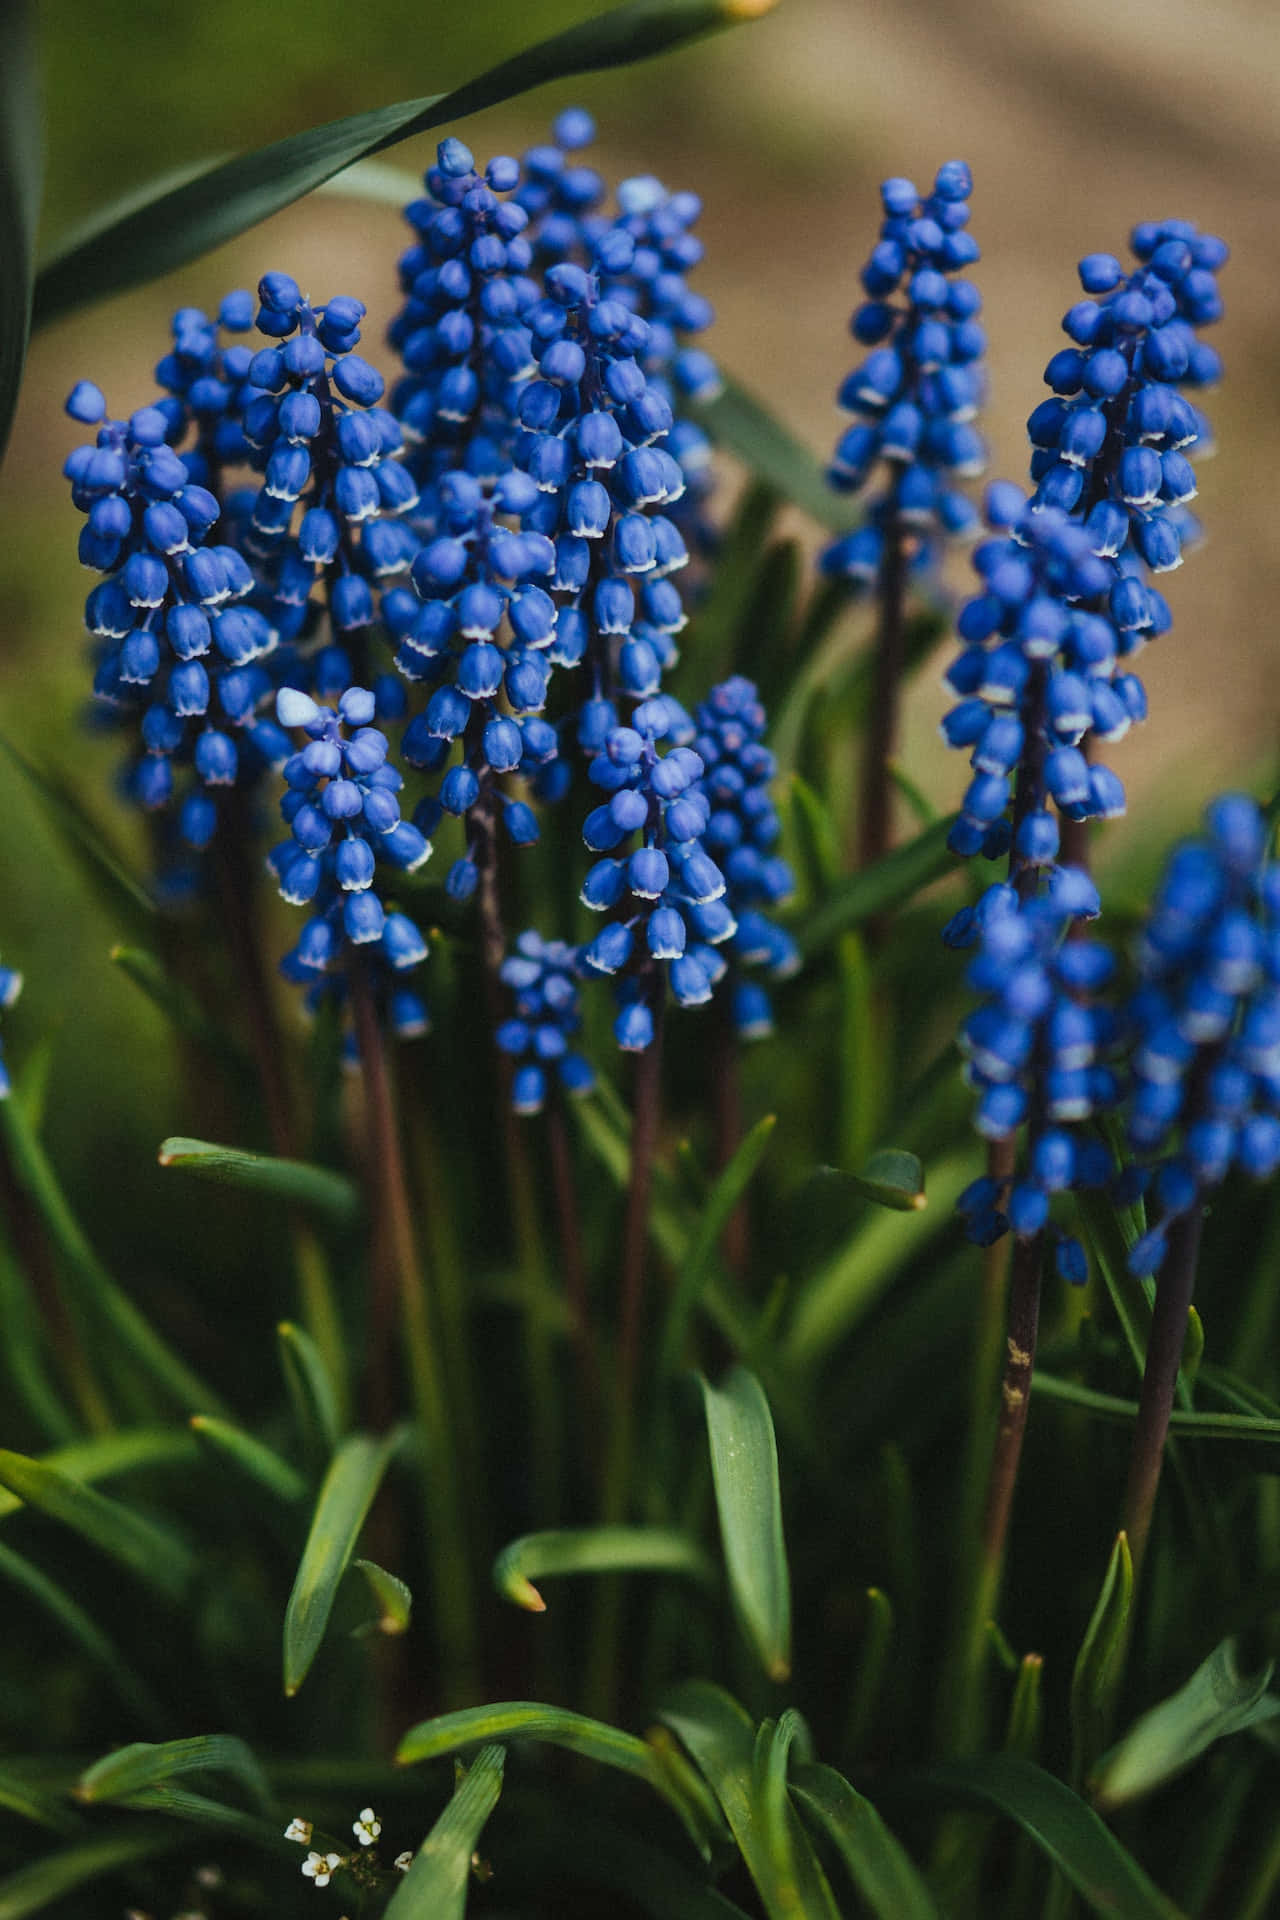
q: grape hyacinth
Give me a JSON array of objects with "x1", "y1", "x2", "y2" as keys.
[
  {"x1": 496, "y1": 932, "x2": 596, "y2": 1114},
  {"x1": 394, "y1": 467, "x2": 560, "y2": 898},
  {"x1": 388, "y1": 138, "x2": 539, "y2": 499},
  {"x1": 1124, "y1": 794, "x2": 1280, "y2": 1277},
  {"x1": 514, "y1": 243, "x2": 691, "y2": 752},
  {"x1": 1028, "y1": 220, "x2": 1226, "y2": 576},
  {"x1": 692, "y1": 676, "x2": 798, "y2": 1038},
  {"x1": 236, "y1": 275, "x2": 420, "y2": 686},
  {"x1": 270, "y1": 687, "x2": 432, "y2": 1047},
  {"x1": 0, "y1": 958, "x2": 22, "y2": 1099},
  {"x1": 943, "y1": 484, "x2": 1145, "y2": 869},
  {"x1": 953, "y1": 867, "x2": 1118, "y2": 1280},
  {"x1": 822, "y1": 159, "x2": 986, "y2": 587},
  {"x1": 578, "y1": 697, "x2": 735, "y2": 1050},
  {"x1": 64, "y1": 379, "x2": 280, "y2": 851}
]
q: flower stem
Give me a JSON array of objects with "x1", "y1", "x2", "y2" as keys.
[
  {"x1": 1122, "y1": 1205, "x2": 1204, "y2": 1580},
  {"x1": 546, "y1": 1089, "x2": 602, "y2": 1453},
  {"x1": 858, "y1": 488, "x2": 907, "y2": 874},
  {"x1": 350, "y1": 966, "x2": 478, "y2": 1703}
]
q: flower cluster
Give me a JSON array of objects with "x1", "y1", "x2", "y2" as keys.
[
  {"x1": 579, "y1": 697, "x2": 735, "y2": 1049},
  {"x1": 284, "y1": 1806, "x2": 412, "y2": 1892},
  {"x1": 953, "y1": 868, "x2": 1117, "y2": 1277},
  {"x1": 388, "y1": 137, "x2": 538, "y2": 494},
  {"x1": 0, "y1": 957, "x2": 22, "y2": 1099},
  {"x1": 64, "y1": 379, "x2": 280, "y2": 848},
  {"x1": 496, "y1": 932, "x2": 596, "y2": 1113},
  {"x1": 395, "y1": 468, "x2": 558, "y2": 895},
  {"x1": 1028, "y1": 220, "x2": 1226, "y2": 575},
  {"x1": 691, "y1": 677, "x2": 798, "y2": 1037},
  {"x1": 823, "y1": 159, "x2": 986, "y2": 586},
  {"x1": 270, "y1": 688, "x2": 431, "y2": 1043},
  {"x1": 1124, "y1": 795, "x2": 1280, "y2": 1275},
  {"x1": 944, "y1": 485, "x2": 1146, "y2": 862}
]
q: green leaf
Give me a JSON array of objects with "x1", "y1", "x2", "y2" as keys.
[
  {"x1": 384, "y1": 1745, "x2": 505, "y2": 1919},
  {"x1": 352, "y1": 1557, "x2": 413, "y2": 1635},
  {"x1": 802, "y1": 1152, "x2": 928, "y2": 1221},
  {"x1": 395, "y1": 1700, "x2": 721, "y2": 1858},
  {"x1": 1032, "y1": 1371, "x2": 1280, "y2": 1446},
  {"x1": 1073, "y1": 1188, "x2": 1193, "y2": 1412},
  {"x1": 189, "y1": 1416, "x2": 306, "y2": 1503},
  {"x1": 1005, "y1": 1653, "x2": 1045, "y2": 1760},
  {"x1": 795, "y1": 817, "x2": 958, "y2": 955},
  {"x1": 0, "y1": 736, "x2": 154, "y2": 933},
  {"x1": 33, "y1": 0, "x2": 773, "y2": 327},
  {"x1": 0, "y1": 1427, "x2": 199, "y2": 1524},
  {"x1": 0, "y1": 1093, "x2": 227, "y2": 1417},
  {"x1": 894, "y1": 1754, "x2": 1185, "y2": 1919},
  {"x1": 0, "y1": 1540, "x2": 165, "y2": 1730},
  {"x1": 784, "y1": 1153, "x2": 975, "y2": 1370},
  {"x1": 0, "y1": 1449, "x2": 194, "y2": 1600},
  {"x1": 277, "y1": 1319, "x2": 342, "y2": 1463},
  {"x1": 1070, "y1": 1532, "x2": 1134, "y2": 1788},
  {"x1": 661, "y1": 1116, "x2": 777, "y2": 1376},
  {"x1": 158, "y1": 1136, "x2": 359, "y2": 1223},
  {"x1": 698, "y1": 1368, "x2": 791, "y2": 1681},
  {"x1": 0, "y1": 1766, "x2": 79, "y2": 1835},
  {"x1": 0, "y1": 1830, "x2": 182, "y2": 1920},
  {"x1": 493, "y1": 1526, "x2": 713, "y2": 1612},
  {"x1": 659, "y1": 1681, "x2": 841, "y2": 1920},
  {"x1": 791, "y1": 1761, "x2": 940, "y2": 1920},
  {"x1": 110, "y1": 1786, "x2": 282, "y2": 1846},
  {"x1": 283, "y1": 1427, "x2": 406, "y2": 1694},
  {"x1": 693, "y1": 377, "x2": 845, "y2": 530},
  {"x1": 0, "y1": 1226, "x2": 77, "y2": 1444},
  {"x1": 1092, "y1": 1638, "x2": 1280, "y2": 1809},
  {"x1": 111, "y1": 948, "x2": 251, "y2": 1084},
  {"x1": 0, "y1": 1, "x2": 39, "y2": 468},
  {"x1": 78, "y1": 1735, "x2": 270, "y2": 1812}
]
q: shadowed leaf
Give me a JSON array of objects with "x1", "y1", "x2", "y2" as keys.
[
  {"x1": 383, "y1": 1745, "x2": 505, "y2": 1919},
  {"x1": 158, "y1": 1136, "x2": 359, "y2": 1223},
  {"x1": 283, "y1": 1427, "x2": 406, "y2": 1694},
  {"x1": 493, "y1": 1527, "x2": 713, "y2": 1612},
  {"x1": 698, "y1": 1368, "x2": 791, "y2": 1681}
]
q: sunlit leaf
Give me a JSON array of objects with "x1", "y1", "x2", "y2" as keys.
[
  {"x1": 493, "y1": 1526, "x2": 713, "y2": 1612},
  {"x1": 352, "y1": 1557, "x2": 413, "y2": 1636},
  {"x1": 158, "y1": 1136, "x2": 359, "y2": 1223},
  {"x1": 1092, "y1": 1638, "x2": 1280, "y2": 1809},
  {"x1": 283, "y1": 1427, "x2": 406, "y2": 1695},
  {"x1": 78, "y1": 1735, "x2": 270, "y2": 1812},
  {"x1": 698, "y1": 1369, "x2": 791, "y2": 1681}
]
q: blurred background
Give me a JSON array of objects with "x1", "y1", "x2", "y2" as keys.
[{"x1": 2, "y1": 0, "x2": 1276, "y2": 1287}]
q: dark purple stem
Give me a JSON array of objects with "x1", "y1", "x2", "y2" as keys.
[{"x1": 1122, "y1": 1205, "x2": 1204, "y2": 1578}]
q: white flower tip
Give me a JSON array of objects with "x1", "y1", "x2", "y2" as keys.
[
  {"x1": 285, "y1": 1818, "x2": 313, "y2": 1844},
  {"x1": 395, "y1": 1852, "x2": 414, "y2": 1873},
  {"x1": 277, "y1": 687, "x2": 321, "y2": 728}
]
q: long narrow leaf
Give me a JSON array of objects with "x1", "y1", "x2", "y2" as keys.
[
  {"x1": 0, "y1": 1428, "x2": 198, "y2": 1524},
  {"x1": 0, "y1": 1449, "x2": 194, "y2": 1600},
  {"x1": 33, "y1": 0, "x2": 774, "y2": 326},
  {"x1": 1033, "y1": 1371, "x2": 1280, "y2": 1445},
  {"x1": 791, "y1": 1761, "x2": 939, "y2": 1919},
  {"x1": 659, "y1": 1682, "x2": 841, "y2": 1920},
  {"x1": 78, "y1": 1735, "x2": 270, "y2": 1812},
  {"x1": 0, "y1": 1, "x2": 39, "y2": 466},
  {"x1": 493, "y1": 1526, "x2": 713, "y2": 1612},
  {"x1": 189, "y1": 1416, "x2": 306, "y2": 1503},
  {"x1": 0, "y1": 1767, "x2": 78, "y2": 1835},
  {"x1": 0, "y1": 1831, "x2": 181, "y2": 1920},
  {"x1": 662, "y1": 1117, "x2": 776, "y2": 1376},
  {"x1": 384, "y1": 1745, "x2": 505, "y2": 1919},
  {"x1": 0, "y1": 1093, "x2": 226, "y2": 1416},
  {"x1": 698, "y1": 1369, "x2": 791, "y2": 1681},
  {"x1": 694, "y1": 378, "x2": 844, "y2": 530},
  {"x1": 1092, "y1": 1639, "x2": 1280, "y2": 1809},
  {"x1": 795, "y1": 817, "x2": 958, "y2": 955},
  {"x1": 283, "y1": 1427, "x2": 405, "y2": 1694},
  {"x1": 893, "y1": 1754, "x2": 1185, "y2": 1919},
  {"x1": 111, "y1": 949, "x2": 251, "y2": 1083},
  {"x1": 395, "y1": 1700, "x2": 721, "y2": 1858},
  {"x1": 0, "y1": 1540, "x2": 165, "y2": 1729},
  {"x1": 158, "y1": 1136, "x2": 358, "y2": 1223},
  {"x1": 277, "y1": 1320, "x2": 342, "y2": 1463},
  {"x1": 0, "y1": 736, "x2": 154, "y2": 932},
  {"x1": 1070, "y1": 1532, "x2": 1134, "y2": 1788}
]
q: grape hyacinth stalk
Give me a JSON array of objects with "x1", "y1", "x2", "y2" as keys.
[
  {"x1": 1120, "y1": 794, "x2": 1280, "y2": 1573},
  {"x1": 823, "y1": 160, "x2": 986, "y2": 869}
]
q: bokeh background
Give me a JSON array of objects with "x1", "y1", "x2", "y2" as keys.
[{"x1": 3, "y1": 0, "x2": 1276, "y2": 1287}]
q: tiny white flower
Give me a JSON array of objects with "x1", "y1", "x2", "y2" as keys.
[
  {"x1": 194, "y1": 1866, "x2": 223, "y2": 1890},
  {"x1": 353, "y1": 1806, "x2": 381, "y2": 1847},
  {"x1": 301, "y1": 1851, "x2": 343, "y2": 1888},
  {"x1": 285, "y1": 1817, "x2": 313, "y2": 1845},
  {"x1": 394, "y1": 1851, "x2": 414, "y2": 1873}
]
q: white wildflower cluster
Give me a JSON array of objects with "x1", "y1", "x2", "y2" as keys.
[{"x1": 285, "y1": 1806, "x2": 411, "y2": 1892}]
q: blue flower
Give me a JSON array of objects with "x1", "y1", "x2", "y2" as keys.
[
  {"x1": 394, "y1": 464, "x2": 561, "y2": 896},
  {"x1": 0, "y1": 959, "x2": 23, "y2": 1098},
  {"x1": 63, "y1": 377, "x2": 282, "y2": 848},
  {"x1": 1123, "y1": 794, "x2": 1280, "y2": 1276},
  {"x1": 271, "y1": 686, "x2": 432, "y2": 1046},
  {"x1": 1028, "y1": 220, "x2": 1226, "y2": 578},
  {"x1": 578, "y1": 698, "x2": 735, "y2": 1049},
  {"x1": 495, "y1": 931, "x2": 596, "y2": 1112},
  {"x1": 953, "y1": 868, "x2": 1117, "y2": 1277},
  {"x1": 822, "y1": 160, "x2": 986, "y2": 587},
  {"x1": 692, "y1": 676, "x2": 798, "y2": 1037},
  {"x1": 943, "y1": 486, "x2": 1145, "y2": 864}
]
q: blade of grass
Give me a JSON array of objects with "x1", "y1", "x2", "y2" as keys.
[
  {"x1": 283, "y1": 1427, "x2": 406, "y2": 1695},
  {"x1": 78, "y1": 1735, "x2": 270, "y2": 1811},
  {"x1": 158, "y1": 1136, "x2": 359, "y2": 1223},
  {"x1": 0, "y1": 1449, "x2": 194, "y2": 1600},
  {"x1": 493, "y1": 1526, "x2": 714, "y2": 1612},
  {"x1": 384, "y1": 1745, "x2": 505, "y2": 1919},
  {"x1": 698, "y1": 1368, "x2": 791, "y2": 1682}
]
